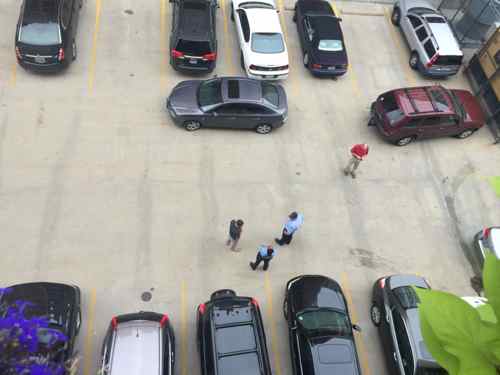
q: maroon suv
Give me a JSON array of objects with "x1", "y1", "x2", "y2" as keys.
[{"x1": 368, "y1": 86, "x2": 485, "y2": 146}]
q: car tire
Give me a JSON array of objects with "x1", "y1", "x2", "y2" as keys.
[
  {"x1": 391, "y1": 7, "x2": 401, "y2": 26},
  {"x1": 293, "y1": 7, "x2": 297, "y2": 22},
  {"x1": 395, "y1": 135, "x2": 414, "y2": 146},
  {"x1": 456, "y1": 129, "x2": 474, "y2": 139},
  {"x1": 255, "y1": 124, "x2": 273, "y2": 134},
  {"x1": 72, "y1": 40, "x2": 77, "y2": 61},
  {"x1": 303, "y1": 53, "x2": 309, "y2": 68},
  {"x1": 283, "y1": 298, "x2": 289, "y2": 320},
  {"x1": 184, "y1": 120, "x2": 201, "y2": 131},
  {"x1": 368, "y1": 116, "x2": 376, "y2": 127},
  {"x1": 370, "y1": 304, "x2": 382, "y2": 326},
  {"x1": 409, "y1": 51, "x2": 419, "y2": 70},
  {"x1": 240, "y1": 51, "x2": 245, "y2": 70},
  {"x1": 231, "y1": 3, "x2": 234, "y2": 21}
]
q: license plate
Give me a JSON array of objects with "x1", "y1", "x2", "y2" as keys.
[
  {"x1": 189, "y1": 59, "x2": 198, "y2": 64},
  {"x1": 327, "y1": 66, "x2": 336, "y2": 70},
  {"x1": 34, "y1": 56, "x2": 46, "y2": 63}
]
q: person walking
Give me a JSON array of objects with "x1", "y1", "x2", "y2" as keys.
[
  {"x1": 275, "y1": 211, "x2": 304, "y2": 246},
  {"x1": 226, "y1": 219, "x2": 244, "y2": 251},
  {"x1": 343, "y1": 143, "x2": 369, "y2": 179},
  {"x1": 249, "y1": 245, "x2": 275, "y2": 271}
]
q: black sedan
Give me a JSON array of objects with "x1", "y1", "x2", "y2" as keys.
[
  {"x1": 166, "y1": 76, "x2": 288, "y2": 134},
  {"x1": 15, "y1": 0, "x2": 82, "y2": 72},
  {"x1": 283, "y1": 275, "x2": 362, "y2": 375},
  {"x1": 293, "y1": 0, "x2": 348, "y2": 76}
]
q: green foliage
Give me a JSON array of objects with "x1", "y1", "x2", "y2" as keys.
[{"x1": 414, "y1": 254, "x2": 500, "y2": 375}]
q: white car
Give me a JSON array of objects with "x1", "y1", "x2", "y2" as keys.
[{"x1": 231, "y1": 0, "x2": 289, "y2": 80}]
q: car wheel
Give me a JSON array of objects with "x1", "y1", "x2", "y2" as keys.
[
  {"x1": 79, "y1": 0, "x2": 83, "y2": 8},
  {"x1": 283, "y1": 298, "x2": 289, "y2": 320},
  {"x1": 72, "y1": 41, "x2": 77, "y2": 61},
  {"x1": 303, "y1": 53, "x2": 309, "y2": 68},
  {"x1": 395, "y1": 136, "x2": 414, "y2": 146},
  {"x1": 255, "y1": 124, "x2": 273, "y2": 134},
  {"x1": 391, "y1": 7, "x2": 401, "y2": 26},
  {"x1": 240, "y1": 51, "x2": 245, "y2": 70},
  {"x1": 456, "y1": 129, "x2": 474, "y2": 139},
  {"x1": 368, "y1": 116, "x2": 376, "y2": 127},
  {"x1": 231, "y1": 3, "x2": 234, "y2": 21},
  {"x1": 409, "y1": 51, "x2": 419, "y2": 70},
  {"x1": 370, "y1": 304, "x2": 381, "y2": 326},
  {"x1": 293, "y1": 7, "x2": 297, "y2": 22},
  {"x1": 184, "y1": 120, "x2": 201, "y2": 131}
]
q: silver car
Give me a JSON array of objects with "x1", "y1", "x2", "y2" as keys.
[
  {"x1": 391, "y1": 0, "x2": 463, "y2": 77},
  {"x1": 474, "y1": 227, "x2": 500, "y2": 269}
]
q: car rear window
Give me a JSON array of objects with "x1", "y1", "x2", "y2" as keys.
[
  {"x1": 218, "y1": 352, "x2": 261, "y2": 375},
  {"x1": 198, "y1": 79, "x2": 222, "y2": 107},
  {"x1": 379, "y1": 93, "x2": 404, "y2": 126},
  {"x1": 318, "y1": 39, "x2": 343, "y2": 52},
  {"x1": 19, "y1": 23, "x2": 61, "y2": 46},
  {"x1": 262, "y1": 82, "x2": 279, "y2": 106},
  {"x1": 251, "y1": 33, "x2": 285, "y2": 54},
  {"x1": 216, "y1": 325, "x2": 256, "y2": 354},
  {"x1": 393, "y1": 286, "x2": 420, "y2": 309},
  {"x1": 425, "y1": 16, "x2": 446, "y2": 23},
  {"x1": 435, "y1": 55, "x2": 463, "y2": 66},
  {"x1": 175, "y1": 40, "x2": 211, "y2": 56}
]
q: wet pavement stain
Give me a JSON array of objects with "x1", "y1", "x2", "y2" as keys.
[
  {"x1": 349, "y1": 248, "x2": 386, "y2": 270},
  {"x1": 124, "y1": 9, "x2": 134, "y2": 15},
  {"x1": 141, "y1": 291, "x2": 152, "y2": 302}
]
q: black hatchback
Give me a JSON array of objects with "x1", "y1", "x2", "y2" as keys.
[
  {"x1": 169, "y1": 0, "x2": 218, "y2": 73},
  {"x1": 283, "y1": 275, "x2": 362, "y2": 375},
  {"x1": 15, "y1": 0, "x2": 82, "y2": 72},
  {"x1": 370, "y1": 275, "x2": 447, "y2": 375},
  {"x1": 196, "y1": 289, "x2": 272, "y2": 375}
]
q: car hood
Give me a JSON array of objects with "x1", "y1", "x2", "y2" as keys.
[
  {"x1": 167, "y1": 80, "x2": 203, "y2": 115},
  {"x1": 452, "y1": 89, "x2": 485, "y2": 125},
  {"x1": 305, "y1": 336, "x2": 360, "y2": 375}
]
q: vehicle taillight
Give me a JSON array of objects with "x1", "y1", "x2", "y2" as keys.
[
  {"x1": 378, "y1": 278, "x2": 386, "y2": 289},
  {"x1": 160, "y1": 314, "x2": 169, "y2": 327},
  {"x1": 312, "y1": 63, "x2": 321, "y2": 69},
  {"x1": 251, "y1": 298, "x2": 259, "y2": 307},
  {"x1": 171, "y1": 49, "x2": 184, "y2": 59},
  {"x1": 15, "y1": 47, "x2": 22, "y2": 60},
  {"x1": 426, "y1": 53, "x2": 439, "y2": 68},
  {"x1": 198, "y1": 303, "x2": 206, "y2": 314},
  {"x1": 58, "y1": 48, "x2": 65, "y2": 61},
  {"x1": 483, "y1": 228, "x2": 491, "y2": 239},
  {"x1": 203, "y1": 52, "x2": 216, "y2": 61},
  {"x1": 111, "y1": 316, "x2": 118, "y2": 329}
]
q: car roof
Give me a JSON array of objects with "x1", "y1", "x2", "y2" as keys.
[
  {"x1": 394, "y1": 86, "x2": 455, "y2": 116},
  {"x1": 178, "y1": 0, "x2": 211, "y2": 40},
  {"x1": 245, "y1": 8, "x2": 282, "y2": 33},
  {"x1": 23, "y1": 0, "x2": 61, "y2": 23},
  {"x1": 426, "y1": 21, "x2": 462, "y2": 57},
  {"x1": 110, "y1": 320, "x2": 162, "y2": 375},
  {"x1": 300, "y1": 0, "x2": 334, "y2": 15},
  {"x1": 222, "y1": 78, "x2": 263, "y2": 103},
  {"x1": 309, "y1": 15, "x2": 342, "y2": 39}
]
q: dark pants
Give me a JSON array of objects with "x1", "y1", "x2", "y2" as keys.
[
  {"x1": 250, "y1": 254, "x2": 272, "y2": 271},
  {"x1": 276, "y1": 230, "x2": 293, "y2": 245}
]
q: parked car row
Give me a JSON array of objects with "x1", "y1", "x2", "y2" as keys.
[
  {"x1": 1, "y1": 274, "x2": 453, "y2": 375},
  {"x1": 14, "y1": 0, "x2": 463, "y2": 80}
]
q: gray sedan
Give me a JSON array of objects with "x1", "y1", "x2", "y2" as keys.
[{"x1": 166, "y1": 76, "x2": 288, "y2": 134}]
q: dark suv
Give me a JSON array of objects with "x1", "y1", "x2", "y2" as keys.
[
  {"x1": 368, "y1": 85, "x2": 485, "y2": 146},
  {"x1": 370, "y1": 275, "x2": 447, "y2": 375},
  {"x1": 15, "y1": 0, "x2": 82, "y2": 72},
  {"x1": 196, "y1": 289, "x2": 272, "y2": 375},
  {"x1": 169, "y1": 0, "x2": 218, "y2": 73}
]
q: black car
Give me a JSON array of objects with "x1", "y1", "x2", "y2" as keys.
[
  {"x1": 15, "y1": 0, "x2": 82, "y2": 72},
  {"x1": 170, "y1": 0, "x2": 218, "y2": 73},
  {"x1": 370, "y1": 275, "x2": 447, "y2": 375},
  {"x1": 196, "y1": 289, "x2": 272, "y2": 375},
  {"x1": 293, "y1": 0, "x2": 348, "y2": 76},
  {"x1": 0, "y1": 282, "x2": 82, "y2": 370},
  {"x1": 166, "y1": 76, "x2": 288, "y2": 134},
  {"x1": 283, "y1": 275, "x2": 362, "y2": 375}
]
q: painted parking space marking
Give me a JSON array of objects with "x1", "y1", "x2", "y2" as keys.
[
  {"x1": 264, "y1": 272, "x2": 282, "y2": 375},
  {"x1": 341, "y1": 272, "x2": 372, "y2": 375},
  {"x1": 83, "y1": 289, "x2": 96, "y2": 375},
  {"x1": 220, "y1": 0, "x2": 236, "y2": 74},
  {"x1": 160, "y1": 0, "x2": 168, "y2": 90},
  {"x1": 88, "y1": 0, "x2": 102, "y2": 91},
  {"x1": 9, "y1": 63, "x2": 16, "y2": 88},
  {"x1": 180, "y1": 280, "x2": 188, "y2": 375}
]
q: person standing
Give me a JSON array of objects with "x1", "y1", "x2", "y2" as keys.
[
  {"x1": 343, "y1": 143, "x2": 369, "y2": 179},
  {"x1": 226, "y1": 219, "x2": 244, "y2": 251},
  {"x1": 275, "y1": 211, "x2": 304, "y2": 246},
  {"x1": 249, "y1": 245, "x2": 275, "y2": 271}
]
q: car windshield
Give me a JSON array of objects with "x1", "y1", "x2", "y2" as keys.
[
  {"x1": 198, "y1": 79, "x2": 222, "y2": 107},
  {"x1": 379, "y1": 93, "x2": 404, "y2": 126},
  {"x1": 318, "y1": 39, "x2": 343, "y2": 52},
  {"x1": 297, "y1": 309, "x2": 351, "y2": 334},
  {"x1": 262, "y1": 82, "x2": 279, "y2": 106},
  {"x1": 20, "y1": 23, "x2": 61, "y2": 46},
  {"x1": 251, "y1": 33, "x2": 285, "y2": 54}
]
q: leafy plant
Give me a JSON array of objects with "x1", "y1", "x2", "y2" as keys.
[
  {"x1": 0, "y1": 287, "x2": 75, "y2": 375},
  {"x1": 414, "y1": 253, "x2": 500, "y2": 375}
]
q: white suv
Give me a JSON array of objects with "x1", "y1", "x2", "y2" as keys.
[{"x1": 231, "y1": 0, "x2": 289, "y2": 80}]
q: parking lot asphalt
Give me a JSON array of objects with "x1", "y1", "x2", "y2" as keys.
[{"x1": 1, "y1": 0, "x2": 500, "y2": 375}]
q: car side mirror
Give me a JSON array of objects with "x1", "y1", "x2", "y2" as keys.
[
  {"x1": 338, "y1": 17, "x2": 342, "y2": 22},
  {"x1": 352, "y1": 324, "x2": 361, "y2": 332}
]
